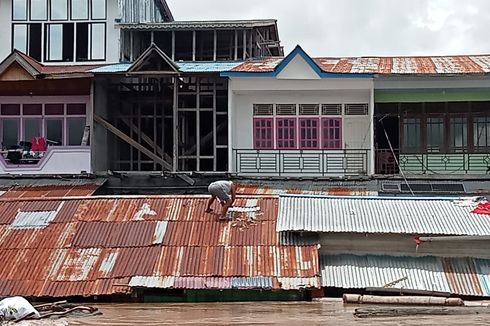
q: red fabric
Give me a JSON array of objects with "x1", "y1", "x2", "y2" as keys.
[
  {"x1": 31, "y1": 137, "x2": 47, "y2": 151},
  {"x1": 472, "y1": 202, "x2": 490, "y2": 215}
]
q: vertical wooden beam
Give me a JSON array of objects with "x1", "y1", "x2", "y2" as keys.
[
  {"x1": 227, "y1": 79, "x2": 233, "y2": 173},
  {"x1": 248, "y1": 29, "x2": 253, "y2": 59},
  {"x1": 196, "y1": 78, "x2": 200, "y2": 171},
  {"x1": 192, "y1": 30, "x2": 196, "y2": 61},
  {"x1": 129, "y1": 32, "x2": 134, "y2": 62},
  {"x1": 171, "y1": 31, "x2": 175, "y2": 61},
  {"x1": 173, "y1": 77, "x2": 178, "y2": 172},
  {"x1": 213, "y1": 30, "x2": 217, "y2": 61},
  {"x1": 151, "y1": 31, "x2": 154, "y2": 43},
  {"x1": 234, "y1": 30, "x2": 238, "y2": 60},
  {"x1": 242, "y1": 29, "x2": 246, "y2": 60},
  {"x1": 213, "y1": 79, "x2": 218, "y2": 171}
]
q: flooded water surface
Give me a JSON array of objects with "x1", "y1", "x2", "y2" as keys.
[{"x1": 57, "y1": 301, "x2": 490, "y2": 326}]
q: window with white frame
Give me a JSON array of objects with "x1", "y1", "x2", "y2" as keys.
[
  {"x1": 0, "y1": 101, "x2": 87, "y2": 151},
  {"x1": 12, "y1": 0, "x2": 106, "y2": 62},
  {"x1": 252, "y1": 103, "x2": 346, "y2": 150}
]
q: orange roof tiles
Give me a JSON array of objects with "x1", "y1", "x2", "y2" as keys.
[{"x1": 0, "y1": 195, "x2": 319, "y2": 297}]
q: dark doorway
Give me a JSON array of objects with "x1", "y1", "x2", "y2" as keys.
[{"x1": 375, "y1": 115, "x2": 400, "y2": 174}]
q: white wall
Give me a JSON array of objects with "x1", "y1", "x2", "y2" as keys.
[
  {"x1": 320, "y1": 233, "x2": 490, "y2": 259},
  {"x1": 232, "y1": 88, "x2": 372, "y2": 151},
  {"x1": 229, "y1": 76, "x2": 374, "y2": 177},
  {"x1": 0, "y1": 147, "x2": 91, "y2": 175},
  {"x1": 0, "y1": 0, "x2": 12, "y2": 62},
  {"x1": 106, "y1": 0, "x2": 121, "y2": 63}
]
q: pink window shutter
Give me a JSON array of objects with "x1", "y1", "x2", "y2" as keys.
[
  {"x1": 253, "y1": 118, "x2": 273, "y2": 149},
  {"x1": 276, "y1": 118, "x2": 297, "y2": 149},
  {"x1": 299, "y1": 118, "x2": 320, "y2": 149},
  {"x1": 322, "y1": 118, "x2": 342, "y2": 149}
]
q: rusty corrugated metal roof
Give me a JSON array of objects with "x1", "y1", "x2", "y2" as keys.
[
  {"x1": 0, "y1": 184, "x2": 101, "y2": 199},
  {"x1": 320, "y1": 254, "x2": 490, "y2": 297},
  {"x1": 231, "y1": 55, "x2": 490, "y2": 75},
  {"x1": 0, "y1": 195, "x2": 319, "y2": 297}
]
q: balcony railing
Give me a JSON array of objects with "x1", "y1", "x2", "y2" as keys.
[
  {"x1": 375, "y1": 149, "x2": 490, "y2": 175},
  {"x1": 233, "y1": 149, "x2": 369, "y2": 176}
]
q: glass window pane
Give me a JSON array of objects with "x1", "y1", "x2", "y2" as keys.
[
  {"x1": 46, "y1": 119, "x2": 63, "y2": 145},
  {"x1": 66, "y1": 103, "x2": 86, "y2": 115},
  {"x1": 91, "y1": 0, "x2": 106, "y2": 19},
  {"x1": 13, "y1": 0, "x2": 27, "y2": 20},
  {"x1": 71, "y1": 0, "x2": 88, "y2": 19},
  {"x1": 68, "y1": 118, "x2": 86, "y2": 145},
  {"x1": 45, "y1": 104, "x2": 64, "y2": 115},
  {"x1": 23, "y1": 104, "x2": 42, "y2": 115},
  {"x1": 47, "y1": 24, "x2": 63, "y2": 61},
  {"x1": 90, "y1": 23, "x2": 105, "y2": 60},
  {"x1": 50, "y1": 0, "x2": 67, "y2": 20},
  {"x1": 30, "y1": 0, "x2": 47, "y2": 20},
  {"x1": 13, "y1": 25, "x2": 28, "y2": 53},
  {"x1": 2, "y1": 120, "x2": 19, "y2": 149},
  {"x1": 23, "y1": 118, "x2": 42, "y2": 142},
  {"x1": 1, "y1": 104, "x2": 21, "y2": 116}
]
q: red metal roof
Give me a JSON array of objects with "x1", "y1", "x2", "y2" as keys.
[
  {"x1": 12, "y1": 51, "x2": 101, "y2": 77},
  {"x1": 0, "y1": 184, "x2": 99, "y2": 199},
  {"x1": 232, "y1": 55, "x2": 490, "y2": 75},
  {"x1": 0, "y1": 195, "x2": 319, "y2": 297}
]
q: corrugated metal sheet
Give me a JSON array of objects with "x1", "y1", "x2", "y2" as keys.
[
  {"x1": 90, "y1": 62, "x2": 243, "y2": 74},
  {"x1": 117, "y1": 19, "x2": 278, "y2": 30},
  {"x1": 231, "y1": 55, "x2": 490, "y2": 75},
  {"x1": 0, "y1": 195, "x2": 318, "y2": 297},
  {"x1": 117, "y1": 0, "x2": 170, "y2": 24},
  {"x1": 0, "y1": 183, "x2": 101, "y2": 198},
  {"x1": 10, "y1": 211, "x2": 58, "y2": 229},
  {"x1": 277, "y1": 195, "x2": 490, "y2": 235},
  {"x1": 235, "y1": 181, "x2": 377, "y2": 196},
  {"x1": 320, "y1": 254, "x2": 490, "y2": 297}
]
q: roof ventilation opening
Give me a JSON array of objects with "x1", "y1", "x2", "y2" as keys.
[
  {"x1": 322, "y1": 104, "x2": 342, "y2": 115},
  {"x1": 345, "y1": 104, "x2": 368, "y2": 115},
  {"x1": 276, "y1": 104, "x2": 297, "y2": 115},
  {"x1": 253, "y1": 104, "x2": 273, "y2": 116},
  {"x1": 299, "y1": 104, "x2": 320, "y2": 115}
]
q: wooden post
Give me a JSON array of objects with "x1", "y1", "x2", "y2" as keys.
[
  {"x1": 192, "y1": 30, "x2": 196, "y2": 61},
  {"x1": 234, "y1": 30, "x2": 238, "y2": 60},
  {"x1": 213, "y1": 30, "x2": 217, "y2": 61},
  {"x1": 171, "y1": 31, "x2": 175, "y2": 61},
  {"x1": 173, "y1": 77, "x2": 178, "y2": 172}
]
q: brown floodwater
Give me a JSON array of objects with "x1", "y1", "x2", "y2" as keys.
[{"x1": 12, "y1": 301, "x2": 490, "y2": 326}]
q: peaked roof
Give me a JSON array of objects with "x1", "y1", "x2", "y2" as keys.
[
  {"x1": 128, "y1": 44, "x2": 180, "y2": 75},
  {"x1": 0, "y1": 50, "x2": 101, "y2": 79},
  {"x1": 227, "y1": 49, "x2": 490, "y2": 76},
  {"x1": 223, "y1": 45, "x2": 372, "y2": 78}
]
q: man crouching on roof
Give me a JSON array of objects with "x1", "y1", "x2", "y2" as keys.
[{"x1": 205, "y1": 180, "x2": 236, "y2": 220}]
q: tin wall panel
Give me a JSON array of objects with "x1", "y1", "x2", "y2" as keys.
[{"x1": 111, "y1": 246, "x2": 160, "y2": 278}]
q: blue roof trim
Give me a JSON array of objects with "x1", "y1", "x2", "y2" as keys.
[
  {"x1": 279, "y1": 193, "x2": 459, "y2": 201},
  {"x1": 221, "y1": 45, "x2": 373, "y2": 79}
]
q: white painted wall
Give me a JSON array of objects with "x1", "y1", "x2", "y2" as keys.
[
  {"x1": 320, "y1": 233, "x2": 490, "y2": 259},
  {"x1": 229, "y1": 76, "x2": 374, "y2": 176},
  {"x1": 0, "y1": 147, "x2": 92, "y2": 175},
  {"x1": 0, "y1": 0, "x2": 12, "y2": 62},
  {"x1": 232, "y1": 90, "x2": 371, "y2": 150},
  {"x1": 276, "y1": 55, "x2": 320, "y2": 80}
]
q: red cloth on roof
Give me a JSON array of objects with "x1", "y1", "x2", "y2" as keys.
[
  {"x1": 472, "y1": 202, "x2": 490, "y2": 215},
  {"x1": 31, "y1": 137, "x2": 47, "y2": 151}
]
